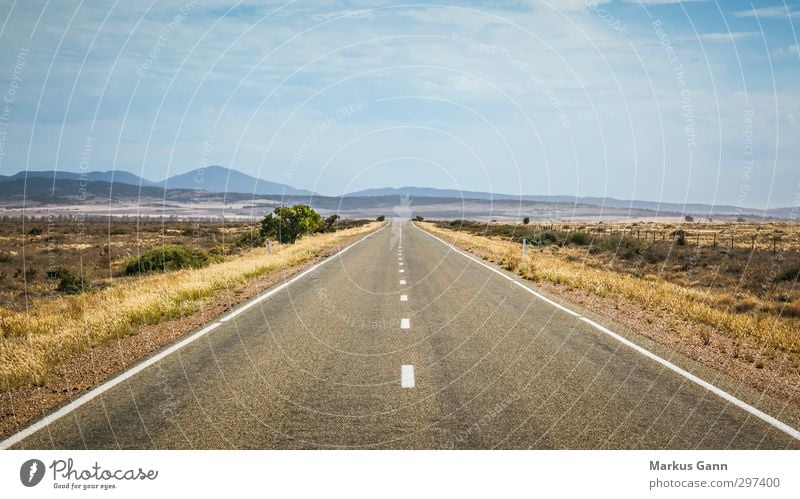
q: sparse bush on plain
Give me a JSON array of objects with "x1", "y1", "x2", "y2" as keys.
[
  {"x1": 236, "y1": 229, "x2": 265, "y2": 249},
  {"x1": 376, "y1": 215, "x2": 385, "y2": 222},
  {"x1": 124, "y1": 245, "x2": 211, "y2": 275},
  {"x1": 319, "y1": 214, "x2": 340, "y2": 232},
  {"x1": 527, "y1": 231, "x2": 558, "y2": 246},
  {"x1": 567, "y1": 232, "x2": 591, "y2": 246},
  {"x1": 778, "y1": 266, "x2": 800, "y2": 282},
  {"x1": 55, "y1": 268, "x2": 88, "y2": 294}
]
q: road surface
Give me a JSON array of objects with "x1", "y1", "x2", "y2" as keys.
[{"x1": 5, "y1": 220, "x2": 800, "y2": 449}]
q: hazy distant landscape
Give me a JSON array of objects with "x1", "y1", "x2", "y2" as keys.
[{"x1": 1, "y1": 166, "x2": 795, "y2": 221}]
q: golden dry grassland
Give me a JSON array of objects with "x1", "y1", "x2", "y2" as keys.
[
  {"x1": 0, "y1": 223, "x2": 379, "y2": 390},
  {"x1": 419, "y1": 222, "x2": 800, "y2": 359}
]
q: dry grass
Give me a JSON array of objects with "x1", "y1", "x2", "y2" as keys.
[
  {"x1": 419, "y1": 222, "x2": 800, "y2": 355},
  {"x1": 484, "y1": 219, "x2": 800, "y2": 253},
  {"x1": 0, "y1": 223, "x2": 379, "y2": 390}
]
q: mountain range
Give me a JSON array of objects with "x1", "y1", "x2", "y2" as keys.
[
  {"x1": 0, "y1": 165, "x2": 312, "y2": 196},
  {"x1": 0, "y1": 166, "x2": 794, "y2": 219}
]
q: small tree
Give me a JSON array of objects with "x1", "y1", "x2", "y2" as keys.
[
  {"x1": 260, "y1": 205, "x2": 322, "y2": 244},
  {"x1": 523, "y1": 217, "x2": 530, "y2": 225},
  {"x1": 376, "y1": 215, "x2": 386, "y2": 222},
  {"x1": 320, "y1": 214, "x2": 340, "y2": 233},
  {"x1": 684, "y1": 215, "x2": 694, "y2": 222},
  {"x1": 413, "y1": 215, "x2": 424, "y2": 222}
]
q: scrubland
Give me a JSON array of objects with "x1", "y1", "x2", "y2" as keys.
[
  {"x1": 422, "y1": 220, "x2": 800, "y2": 367},
  {"x1": 0, "y1": 221, "x2": 377, "y2": 390}
]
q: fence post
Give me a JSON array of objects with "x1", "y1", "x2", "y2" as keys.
[
  {"x1": 267, "y1": 239, "x2": 272, "y2": 255},
  {"x1": 522, "y1": 238, "x2": 527, "y2": 257}
]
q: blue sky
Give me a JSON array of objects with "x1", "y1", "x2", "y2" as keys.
[{"x1": 0, "y1": 0, "x2": 799, "y2": 208}]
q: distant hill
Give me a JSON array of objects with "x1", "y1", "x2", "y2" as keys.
[
  {"x1": 158, "y1": 165, "x2": 314, "y2": 196},
  {"x1": 0, "y1": 169, "x2": 795, "y2": 219},
  {"x1": 0, "y1": 177, "x2": 173, "y2": 203},
  {"x1": 0, "y1": 170, "x2": 160, "y2": 187},
  {"x1": 0, "y1": 166, "x2": 314, "y2": 197},
  {"x1": 344, "y1": 186, "x2": 780, "y2": 217}
]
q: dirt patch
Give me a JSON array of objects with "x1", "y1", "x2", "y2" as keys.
[{"x1": 0, "y1": 230, "x2": 370, "y2": 441}]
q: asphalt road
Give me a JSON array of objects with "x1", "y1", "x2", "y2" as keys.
[{"x1": 7, "y1": 220, "x2": 800, "y2": 449}]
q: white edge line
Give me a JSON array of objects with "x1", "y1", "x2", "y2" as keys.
[
  {"x1": 415, "y1": 223, "x2": 800, "y2": 441},
  {"x1": 0, "y1": 225, "x2": 386, "y2": 450}
]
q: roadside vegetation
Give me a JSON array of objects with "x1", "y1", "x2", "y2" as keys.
[
  {"x1": 422, "y1": 220, "x2": 800, "y2": 359},
  {"x1": 0, "y1": 208, "x2": 369, "y2": 309},
  {"x1": 0, "y1": 209, "x2": 375, "y2": 390}
]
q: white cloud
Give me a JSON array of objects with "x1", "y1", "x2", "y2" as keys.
[
  {"x1": 773, "y1": 43, "x2": 800, "y2": 57},
  {"x1": 734, "y1": 6, "x2": 799, "y2": 18},
  {"x1": 621, "y1": 0, "x2": 708, "y2": 4},
  {"x1": 687, "y1": 32, "x2": 759, "y2": 42}
]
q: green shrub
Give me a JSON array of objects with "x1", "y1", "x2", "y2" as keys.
[
  {"x1": 592, "y1": 235, "x2": 646, "y2": 259},
  {"x1": 567, "y1": 232, "x2": 591, "y2": 246},
  {"x1": 778, "y1": 266, "x2": 800, "y2": 282},
  {"x1": 55, "y1": 268, "x2": 89, "y2": 294},
  {"x1": 526, "y1": 231, "x2": 558, "y2": 246},
  {"x1": 125, "y1": 245, "x2": 211, "y2": 275},
  {"x1": 319, "y1": 214, "x2": 340, "y2": 233},
  {"x1": 236, "y1": 229, "x2": 265, "y2": 248},
  {"x1": 376, "y1": 215, "x2": 385, "y2": 222}
]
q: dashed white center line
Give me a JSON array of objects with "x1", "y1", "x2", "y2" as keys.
[
  {"x1": 401, "y1": 365, "x2": 415, "y2": 388},
  {"x1": 400, "y1": 279, "x2": 406, "y2": 285},
  {"x1": 399, "y1": 262, "x2": 403, "y2": 266},
  {"x1": 400, "y1": 318, "x2": 410, "y2": 329},
  {"x1": 399, "y1": 269, "x2": 404, "y2": 273},
  {"x1": 400, "y1": 294, "x2": 408, "y2": 301}
]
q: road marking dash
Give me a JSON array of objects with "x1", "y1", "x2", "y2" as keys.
[
  {"x1": 401, "y1": 365, "x2": 415, "y2": 388},
  {"x1": 400, "y1": 279, "x2": 406, "y2": 285},
  {"x1": 400, "y1": 318, "x2": 410, "y2": 329},
  {"x1": 400, "y1": 294, "x2": 408, "y2": 301},
  {"x1": 399, "y1": 269, "x2": 404, "y2": 273}
]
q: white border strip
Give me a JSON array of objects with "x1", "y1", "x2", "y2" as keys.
[
  {"x1": 0, "y1": 225, "x2": 386, "y2": 450},
  {"x1": 415, "y1": 223, "x2": 800, "y2": 441}
]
